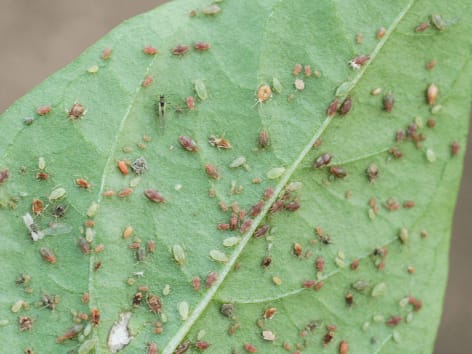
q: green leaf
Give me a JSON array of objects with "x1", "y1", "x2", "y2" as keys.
[{"x1": 0, "y1": 0, "x2": 470, "y2": 353}]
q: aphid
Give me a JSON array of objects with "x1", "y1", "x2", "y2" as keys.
[
  {"x1": 143, "y1": 45, "x2": 158, "y2": 55},
  {"x1": 269, "y1": 200, "x2": 284, "y2": 213},
  {"x1": 385, "y1": 197, "x2": 400, "y2": 211},
  {"x1": 118, "y1": 188, "x2": 133, "y2": 198},
  {"x1": 383, "y1": 92, "x2": 395, "y2": 112},
  {"x1": 36, "y1": 105, "x2": 52, "y2": 115},
  {"x1": 56, "y1": 324, "x2": 83, "y2": 342},
  {"x1": 313, "y1": 153, "x2": 332, "y2": 168},
  {"x1": 217, "y1": 223, "x2": 230, "y2": 231},
  {"x1": 261, "y1": 256, "x2": 272, "y2": 268},
  {"x1": 262, "y1": 187, "x2": 274, "y2": 201},
  {"x1": 117, "y1": 160, "x2": 129, "y2": 175},
  {"x1": 294, "y1": 79, "x2": 305, "y2": 91},
  {"x1": 240, "y1": 219, "x2": 252, "y2": 233},
  {"x1": 329, "y1": 166, "x2": 347, "y2": 179},
  {"x1": 386, "y1": 316, "x2": 402, "y2": 327},
  {"x1": 154, "y1": 95, "x2": 167, "y2": 132},
  {"x1": 192, "y1": 276, "x2": 201, "y2": 291},
  {"x1": 315, "y1": 256, "x2": 325, "y2": 272},
  {"x1": 339, "y1": 340, "x2": 349, "y2": 354},
  {"x1": 267, "y1": 167, "x2": 285, "y2": 179},
  {"x1": 371, "y1": 282, "x2": 387, "y2": 297},
  {"x1": 76, "y1": 178, "x2": 91, "y2": 189},
  {"x1": 201, "y1": 4, "x2": 221, "y2": 15},
  {"x1": 243, "y1": 343, "x2": 257, "y2": 353},
  {"x1": 147, "y1": 240, "x2": 156, "y2": 253},
  {"x1": 93, "y1": 261, "x2": 102, "y2": 272},
  {"x1": 173, "y1": 244, "x2": 186, "y2": 265},
  {"x1": 204, "y1": 163, "x2": 220, "y2": 180},
  {"x1": 206, "y1": 272, "x2": 218, "y2": 288},
  {"x1": 258, "y1": 130, "x2": 270, "y2": 148},
  {"x1": 366, "y1": 164, "x2": 379, "y2": 183},
  {"x1": 250, "y1": 200, "x2": 264, "y2": 217},
  {"x1": 31, "y1": 199, "x2": 44, "y2": 216},
  {"x1": 131, "y1": 157, "x2": 148, "y2": 175},
  {"x1": 389, "y1": 146, "x2": 403, "y2": 159},
  {"x1": 194, "y1": 79, "x2": 208, "y2": 100},
  {"x1": 49, "y1": 187, "x2": 66, "y2": 201},
  {"x1": 40, "y1": 247, "x2": 56, "y2": 264},
  {"x1": 451, "y1": 141, "x2": 460, "y2": 156},
  {"x1": 256, "y1": 84, "x2": 272, "y2": 104},
  {"x1": 102, "y1": 47, "x2": 112, "y2": 60},
  {"x1": 345, "y1": 293, "x2": 354, "y2": 307},
  {"x1": 68, "y1": 102, "x2": 86, "y2": 120},
  {"x1": 102, "y1": 189, "x2": 115, "y2": 197},
  {"x1": 147, "y1": 294, "x2": 162, "y2": 314},
  {"x1": 179, "y1": 135, "x2": 199, "y2": 152},
  {"x1": 431, "y1": 14, "x2": 447, "y2": 31},
  {"x1": 90, "y1": 308, "x2": 100, "y2": 326},
  {"x1": 415, "y1": 22, "x2": 430, "y2": 32},
  {"x1": 254, "y1": 225, "x2": 269, "y2": 238},
  {"x1": 293, "y1": 243, "x2": 302, "y2": 257},
  {"x1": 327, "y1": 99, "x2": 339, "y2": 117},
  {"x1": 349, "y1": 55, "x2": 370, "y2": 69},
  {"x1": 229, "y1": 213, "x2": 238, "y2": 230},
  {"x1": 284, "y1": 200, "x2": 300, "y2": 211},
  {"x1": 172, "y1": 44, "x2": 190, "y2": 56},
  {"x1": 24, "y1": 349, "x2": 34, "y2": 354},
  {"x1": 136, "y1": 247, "x2": 146, "y2": 262},
  {"x1": 194, "y1": 341, "x2": 210, "y2": 350},
  {"x1": 78, "y1": 237, "x2": 90, "y2": 254},
  {"x1": 194, "y1": 41, "x2": 211, "y2": 51},
  {"x1": 144, "y1": 189, "x2": 166, "y2": 203},
  {"x1": 293, "y1": 63, "x2": 302, "y2": 76},
  {"x1": 408, "y1": 296, "x2": 423, "y2": 311},
  {"x1": 35, "y1": 171, "x2": 49, "y2": 180},
  {"x1": 339, "y1": 96, "x2": 352, "y2": 115},
  {"x1": 426, "y1": 59, "x2": 437, "y2": 70},
  {"x1": 304, "y1": 65, "x2": 312, "y2": 77},
  {"x1": 403, "y1": 200, "x2": 416, "y2": 208},
  {"x1": 147, "y1": 342, "x2": 158, "y2": 354},
  {"x1": 376, "y1": 27, "x2": 386, "y2": 39},
  {"x1": 427, "y1": 83, "x2": 438, "y2": 105}
]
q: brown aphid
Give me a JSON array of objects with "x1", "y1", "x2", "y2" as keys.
[
  {"x1": 345, "y1": 293, "x2": 354, "y2": 306},
  {"x1": 102, "y1": 189, "x2": 115, "y2": 197},
  {"x1": 376, "y1": 27, "x2": 386, "y2": 39},
  {"x1": 304, "y1": 65, "x2": 312, "y2": 77},
  {"x1": 323, "y1": 330, "x2": 335, "y2": 346},
  {"x1": 194, "y1": 41, "x2": 211, "y2": 51},
  {"x1": 256, "y1": 85, "x2": 272, "y2": 104},
  {"x1": 93, "y1": 261, "x2": 102, "y2": 272},
  {"x1": 208, "y1": 135, "x2": 231, "y2": 149},
  {"x1": 19, "y1": 316, "x2": 33, "y2": 331},
  {"x1": 56, "y1": 324, "x2": 83, "y2": 342},
  {"x1": 132, "y1": 292, "x2": 143, "y2": 307},
  {"x1": 385, "y1": 197, "x2": 400, "y2": 211},
  {"x1": 316, "y1": 256, "x2": 325, "y2": 272},
  {"x1": 42, "y1": 294, "x2": 59, "y2": 310},
  {"x1": 386, "y1": 315, "x2": 402, "y2": 327},
  {"x1": 349, "y1": 55, "x2": 370, "y2": 69},
  {"x1": 102, "y1": 47, "x2": 112, "y2": 60},
  {"x1": 313, "y1": 138, "x2": 323, "y2": 149},
  {"x1": 90, "y1": 308, "x2": 100, "y2": 326},
  {"x1": 243, "y1": 343, "x2": 257, "y2": 353},
  {"x1": 313, "y1": 153, "x2": 332, "y2": 168},
  {"x1": 93, "y1": 242, "x2": 104, "y2": 252},
  {"x1": 145, "y1": 189, "x2": 166, "y2": 203},
  {"x1": 143, "y1": 45, "x2": 158, "y2": 55},
  {"x1": 192, "y1": 276, "x2": 201, "y2": 291},
  {"x1": 147, "y1": 294, "x2": 162, "y2": 314},
  {"x1": 75, "y1": 178, "x2": 91, "y2": 189},
  {"x1": 35, "y1": 171, "x2": 49, "y2": 180},
  {"x1": 269, "y1": 199, "x2": 284, "y2": 213},
  {"x1": 351, "y1": 259, "x2": 360, "y2": 270},
  {"x1": 329, "y1": 166, "x2": 347, "y2": 178},
  {"x1": 408, "y1": 296, "x2": 423, "y2": 311},
  {"x1": 293, "y1": 63, "x2": 302, "y2": 76},
  {"x1": 339, "y1": 340, "x2": 349, "y2": 354},
  {"x1": 261, "y1": 256, "x2": 272, "y2": 268},
  {"x1": 284, "y1": 200, "x2": 300, "y2": 211},
  {"x1": 327, "y1": 99, "x2": 339, "y2": 117},
  {"x1": 220, "y1": 303, "x2": 234, "y2": 318},
  {"x1": 366, "y1": 164, "x2": 379, "y2": 183},
  {"x1": 179, "y1": 135, "x2": 199, "y2": 152},
  {"x1": 427, "y1": 118, "x2": 436, "y2": 128},
  {"x1": 206, "y1": 271, "x2": 218, "y2": 288},
  {"x1": 314, "y1": 281, "x2": 324, "y2": 291},
  {"x1": 68, "y1": 102, "x2": 85, "y2": 120},
  {"x1": 195, "y1": 341, "x2": 210, "y2": 350},
  {"x1": 416, "y1": 22, "x2": 430, "y2": 32},
  {"x1": 389, "y1": 146, "x2": 403, "y2": 159},
  {"x1": 396, "y1": 129, "x2": 405, "y2": 143},
  {"x1": 217, "y1": 223, "x2": 230, "y2": 231},
  {"x1": 426, "y1": 59, "x2": 437, "y2": 70},
  {"x1": 205, "y1": 163, "x2": 220, "y2": 180},
  {"x1": 78, "y1": 237, "x2": 90, "y2": 254},
  {"x1": 172, "y1": 44, "x2": 190, "y2": 56},
  {"x1": 0, "y1": 169, "x2": 9, "y2": 184},
  {"x1": 147, "y1": 240, "x2": 156, "y2": 253},
  {"x1": 451, "y1": 141, "x2": 460, "y2": 156},
  {"x1": 82, "y1": 292, "x2": 90, "y2": 304},
  {"x1": 238, "y1": 209, "x2": 246, "y2": 221},
  {"x1": 40, "y1": 247, "x2": 56, "y2": 264},
  {"x1": 229, "y1": 213, "x2": 238, "y2": 230},
  {"x1": 147, "y1": 342, "x2": 158, "y2": 354},
  {"x1": 36, "y1": 105, "x2": 51, "y2": 116},
  {"x1": 283, "y1": 342, "x2": 292, "y2": 351},
  {"x1": 142, "y1": 75, "x2": 154, "y2": 87},
  {"x1": 383, "y1": 92, "x2": 395, "y2": 112},
  {"x1": 293, "y1": 243, "x2": 302, "y2": 257},
  {"x1": 263, "y1": 307, "x2": 277, "y2": 320},
  {"x1": 427, "y1": 83, "x2": 439, "y2": 105},
  {"x1": 263, "y1": 187, "x2": 274, "y2": 201},
  {"x1": 258, "y1": 130, "x2": 270, "y2": 148},
  {"x1": 250, "y1": 200, "x2": 264, "y2": 217},
  {"x1": 118, "y1": 188, "x2": 133, "y2": 198},
  {"x1": 240, "y1": 219, "x2": 252, "y2": 233},
  {"x1": 339, "y1": 96, "x2": 352, "y2": 116},
  {"x1": 254, "y1": 224, "x2": 270, "y2": 238},
  {"x1": 117, "y1": 160, "x2": 129, "y2": 175},
  {"x1": 176, "y1": 342, "x2": 191, "y2": 354},
  {"x1": 31, "y1": 199, "x2": 44, "y2": 215},
  {"x1": 403, "y1": 200, "x2": 416, "y2": 208},
  {"x1": 128, "y1": 242, "x2": 141, "y2": 250}
]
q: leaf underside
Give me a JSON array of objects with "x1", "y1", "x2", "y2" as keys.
[{"x1": 0, "y1": 0, "x2": 471, "y2": 353}]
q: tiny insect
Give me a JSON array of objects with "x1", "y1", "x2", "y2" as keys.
[
  {"x1": 386, "y1": 316, "x2": 402, "y2": 327},
  {"x1": 145, "y1": 189, "x2": 166, "y2": 203},
  {"x1": 254, "y1": 225, "x2": 269, "y2": 238},
  {"x1": 339, "y1": 340, "x2": 349, "y2": 354},
  {"x1": 383, "y1": 92, "x2": 395, "y2": 112},
  {"x1": 256, "y1": 85, "x2": 272, "y2": 104},
  {"x1": 91, "y1": 308, "x2": 100, "y2": 326},
  {"x1": 293, "y1": 63, "x2": 302, "y2": 76},
  {"x1": 451, "y1": 141, "x2": 460, "y2": 156},
  {"x1": 31, "y1": 199, "x2": 44, "y2": 215},
  {"x1": 208, "y1": 135, "x2": 232, "y2": 149},
  {"x1": 313, "y1": 153, "x2": 332, "y2": 168},
  {"x1": 261, "y1": 256, "x2": 272, "y2": 268},
  {"x1": 240, "y1": 219, "x2": 252, "y2": 233},
  {"x1": 40, "y1": 247, "x2": 56, "y2": 264},
  {"x1": 156, "y1": 95, "x2": 167, "y2": 133},
  {"x1": 195, "y1": 341, "x2": 210, "y2": 350},
  {"x1": 102, "y1": 47, "x2": 112, "y2": 60},
  {"x1": 415, "y1": 22, "x2": 430, "y2": 32},
  {"x1": 68, "y1": 102, "x2": 86, "y2": 120},
  {"x1": 133, "y1": 292, "x2": 143, "y2": 307},
  {"x1": 147, "y1": 342, "x2": 158, "y2": 354},
  {"x1": 118, "y1": 188, "x2": 133, "y2": 198},
  {"x1": 179, "y1": 135, "x2": 199, "y2": 152},
  {"x1": 329, "y1": 166, "x2": 347, "y2": 178},
  {"x1": 36, "y1": 105, "x2": 52, "y2": 116},
  {"x1": 269, "y1": 199, "x2": 284, "y2": 213},
  {"x1": 205, "y1": 164, "x2": 220, "y2": 180},
  {"x1": 56, "y1": 324, "x2": 83, "y2": 342},
  {"x1": 250, "y1": 200, "x2": 264, "y2": 217},
  {"x1": 143, "y1": 45, "x2": 158, "y2": 55},
  {"x1": 147, "y1": 294, "x2": 162, "y2": 314},
  {"x1": 192, "y1": 276, "x2": 201, "y2": 291},
  {"x1": 293, "y1": 243, "x2": 302, "y2": 257},
  {"x1": 349, "y1": 55, "x2": 370, "y2": 69},
  {"x1": 304, "y1": 65, "x2": 312, "y2": 77},
  {"x1": 376, "y1": 27, "x2": 386, "y2": 39},
  {"x1": 142, "y1": 75, "x2": 154, "y2": 87},
  {"x1": 206, "y1": 272, "x2": 218, "y2": 288},
  {"x1": 194, "y1": 41, "x2": 211, "y2": 51},
  {"x1": 172, "y1": 44, "x2": 190, "y2": 56},
  {"x1": 78, "y1": 237, "x2": 90, "y2": 254},
  {"x1": 327, "y1": 99, "x2": 339, "y2": 117},
  {"x1": 427, "y1": 83, "x2": 438, "y2": 105},
  {"x1": 102, "y1": 190, "x2": 115, "y2": 197},
  {"x1": 93, "y1": 261, "x2": 102, "y2": 272},
  {"x1": 339, "y1": 96, "x2": 352, "y2": 115},
  {"x1": 186, "y1": 96, "x2": 195, "y2": 111},
  {"x1": 284, "y1": 200, "x2": 300, "y2": 211},
  {"x1": 147, "y1": 240, "x2": 156, "y2": 253},
  {"x1": 259, "y1": 130, "x2": 270, "y2": 148},
  {"x1": 76, "y1": 178, "x2": 91, "y2": 189}
]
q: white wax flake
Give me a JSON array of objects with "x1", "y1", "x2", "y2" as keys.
[
  {"x1": 210, "y1": 250, "x2": 229, "y2": 263},
  {"x1": 107, "y1": 312, "x2": 132, "y2": 353}
]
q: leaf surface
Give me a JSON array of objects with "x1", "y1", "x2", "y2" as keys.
[{"x1": 0, "y1": 0, "x2": 471, "y2": 353}]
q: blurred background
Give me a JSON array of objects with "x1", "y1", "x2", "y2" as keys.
[{"x1": 0, "y1": 1, "x2": 469, "y2": 352}]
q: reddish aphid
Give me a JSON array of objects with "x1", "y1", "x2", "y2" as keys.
[
  {"x1": 339, "y1": 340, "x2": 349, "y2": 354},
  {"x1": 451, "y1": 141, "x2": 460, "y2": 156},
  {"x1": 117, "y1": 160, "x2": 129, "y2": 175},
  {"x1": 91, "y1": 308, "x2": 100, "y2": 326},
  {"x1": 205, "y1": 164, "x2": 220, "y2": 180},
  {"x1": 254, "y1": 225, "x2": 269, "y2": 238},
  {"x1": 426, "y1": 59, "x2": 437, "y2": 70},
  {"x1": 179, "y1": 135, "x2": 199, "y2": 152},
  {"x1": 250, "y1": 200, "x2": 264, "y2": 217},
  {"x1": 82, "y1": 292, "x2": 90, "y2": 304},
  {"x1": 316, "y1": 256, "x2": 325, "y2": 272},
  {"x1": 55, "y1": 325, "x2": 83, "y2": 343},
  {"x1": 415, "y1": 22, "x2": 430, "y2": 32},
  {"x1": 284, "y1": 200, "x2": 300, "y2": 211},
  {"x1": 304, "y1": 65, "x2": 312, "y2": 77},
  {"x1": 259, "y1": 130, "x2": 270, "y2": 148},
  {"x1": 143, "y1": 45, "x2": 158, "y2": 55},
  {"x1": 351, "y1": 259, "x2": 360, "y2": 270},
  {"x1": 303, "y1": 280, "x2": 316, "y2": 288},
  {"x1": 195, "y1": 341, "x2": 210, "y2": 350},
  {"x1": 386, "y1": 316, "x2": 402, "y2": 327},
  {"x1": 128, "y1": 242, "x2": 141, "y2": 250},
  {"x1": 339, "y1": 96, "x2": 353, "y2": 116},
  {"x1": 32, "y1": 199, "x2": 44, "y2": 215},
  {"x1": 145, "y1": 189, "x2": 166, "y2": 203},
  {"x1": 78, "y1": 238, "x2": 90, "y2": 254},
  {"x1": 389, "y1": 146, "x2": 403, "y2": 159},
  {"x1": 118, "y1": 188, "x2": 133, "y2": 198},
  {"x1": 238, "y1": 209, "x2": 246, "y2": 220},
  {"x1": 408, "y1": 296, "x2": 423, "y2": 311},
  {"x1": 102, "y1": 190, "x2": 115, "y2": 197},
  {"x1": 102, "y1": 47, "x2": 112, "y2": 60},
  {"x1": 206, "y1": 272, "x2": 218, "y2": 288},
  {"x1": 244, "y1": 343, "x2": 257, "y2": 353},
  {"x1": 147, "y1": 240, "x2": 156, "y2": 253},
  {"x1": 403, "y1": 200, "x2": 416, "y2": 208},
  {"x1": 194, "y1": 41, "x2": 211, "y2": 51},
  {"x1": 36, "y1": 105, "x2": 52, "y2": 116},
  {"x1": 427, "y1": 83, "x2": 439, "y2": 105},
  {"x1": 76, "y1": 178, "x2": 91, "y2": 189},
  {"x1": 142, "y1": 75, "x2": 154, "y2": 87},
  {"x1": 383, "y1": 93, "x2": 395, "y2": 112},
  {"x1": 192, "y1": 276, "x2": 201, "y2": 291},
  {"x1": 293, "y1": 63, "x2": 302, "y2": 76},
  {"x1": 345, "y1": 293, "x2": 354, "y2": 307},
  {"x1": 172, "y1": 44, "x2": 190, "y2": 56},
  {"x1": 263, "y1": 307, "x2": 277, "y2": 319},
  {"x1": 385, "y1": 197, "x2": 400, "y2": 211},
  {"x1": 36, "y1": 171, "x2": 49, "y2": 180},
  {"x1": 240, "y1": 219, "x2": 252, "y2": 233},
  {"x1": 329, "y1": 166, "x2": 347, "y2": 178},
  {"x1": 68, "y1": 103, "x2": 85, "y2": 120},
  {"x1": 313, "y1": 153, "x2": 333, "y2": 168},
  {"x1": 40, "y1": 247, "x2": 56, "y2": 264},
  {"x1": 133, "y1": 292, "x2": 143, "y2": 307},
  {"x1": 229, "y1": 214, "x2": 238, "y2": 230},
  {"x1": 93, "y1": 261, "x2": 102, "y2": 272},
  {"x1": 269, "y1": 200, "x2": 284, "y2": 213},
  {"x1": 263, "y1": 187, "x2": 274, "y2": 201},
  {"x1": 186, "y1": 96, "x2": 195, "y2": 111},
  {"x1": 327, "y1": 99, "x2": 339, "y2": 117},
  {"x1": 217, "y1": 223, "x2": 230, "y2": 231},
  {"x1": 349, "y1": 55, "x2": 370, "y2": 69},
  {"x1": 147, "y1": 342, "x2": 158, "y2": 354}
]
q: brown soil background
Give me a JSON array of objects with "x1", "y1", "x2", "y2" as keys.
[{"x1": 0, "y1": 1, "x2": 470, "y2": 352}]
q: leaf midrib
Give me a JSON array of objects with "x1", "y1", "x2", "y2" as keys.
[{"x1": 161, "y1": 0, "x2": 417, "y2": 352}]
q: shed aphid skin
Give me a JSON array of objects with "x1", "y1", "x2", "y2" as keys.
[
  {"x1": 256, "y1": 84, "x2": 272, "y2": 105},
  {"x1": 194, "y1": 79, "x2": 208, "y2": 100},
  {"x1": 208, "y1": 135, "x2": 232, "y2": 149},
  {"x1": 156, "y1": 95, "x2": 167, "y2": 133}
]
